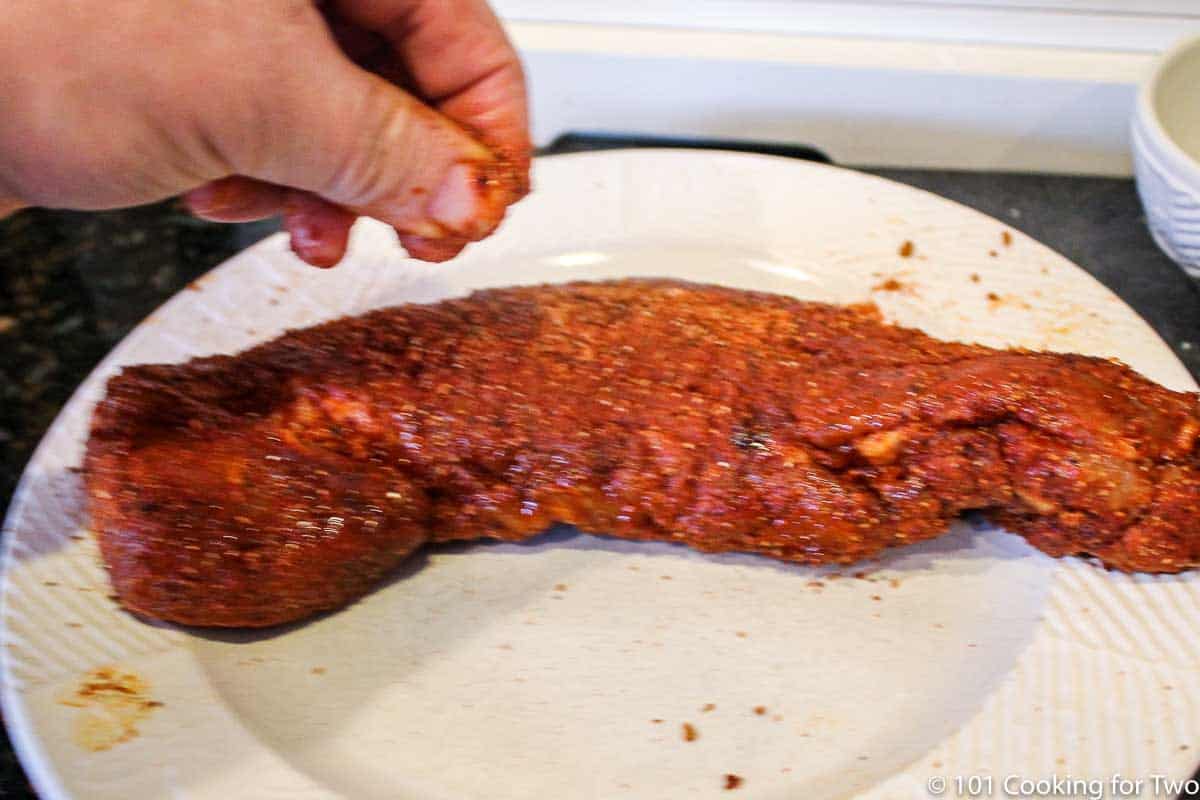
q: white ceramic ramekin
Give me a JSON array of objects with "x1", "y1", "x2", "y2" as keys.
[{"x1": 1133, "y1": 34, "x2": 1200, "y2": 279}]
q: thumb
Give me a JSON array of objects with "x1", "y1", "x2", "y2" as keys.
[{"x1": 231, "y1": 55, "x2": 522, "y2": 243}]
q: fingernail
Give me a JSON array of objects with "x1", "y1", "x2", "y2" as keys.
[
  {"x1": 183, "y1": 183, "x2": 223, "y2": 214},
  {"x1": 185, "y1": 181, "x2": 252, "y2": 218},
  {"x1": 405, "y1": 219, "x2": 448, "y2": 239},
  {"x1": 397, "y1": 233, "x2": 469, "y2": 263},
  {"x1": 283, "y1": 194, "x2": 354, "y2": 269},
  {"x1": 426, "y1": 163, "x2": 489, "y2": 239}
]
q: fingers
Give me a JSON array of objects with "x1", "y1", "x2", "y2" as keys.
[
  {"x1": 184, "y1": 176, "x2": 286, "y2": 222},
  {"x1": 248, "y1": 51, "x2": 518, "y2": 239},
  {"x1": 283, "y1": 194, "x2": 472, "y2": 268},
  {"x1": 330, "y1": 0, "x2": 531, "y2": 176},
  {"x1": 282, "y1": 192, "x2": 356, "y2": 269},
  {"x1": 185, "y1": 177, "x2": 355, "y2": 269},
  {"x1": 184, "y1": 175, "x2": 464, "y2": 268},
  {"x1": 186, "y1": 176, "x2": 347, "y2": 270},
  {"x1": 197, "y1": 1, "x2": 532, "y2": 267},
  {"x1": 185, "y1": 174, "x2": 473, "y2": 268}
]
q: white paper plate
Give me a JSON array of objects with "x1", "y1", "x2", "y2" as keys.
[{"x1": 3, "y1": 150, "x2": 1199, "y2": 800}]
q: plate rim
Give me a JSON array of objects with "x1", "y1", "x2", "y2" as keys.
[{"x1": 3, "y1": 147, "x2": 1197, "y2": 800}]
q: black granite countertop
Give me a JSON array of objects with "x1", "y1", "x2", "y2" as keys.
[{"x1": 1, "y1": 156, "x2": 1197, "y2": 797}]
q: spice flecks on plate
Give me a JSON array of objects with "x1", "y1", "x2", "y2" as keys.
[{"x1": 58, "y1": 666, "x2": 162, "y2": 752}]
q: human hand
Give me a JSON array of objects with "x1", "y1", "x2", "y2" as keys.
[{"x1": 0, "y1": 0, "x2": 531, "y2": 266}]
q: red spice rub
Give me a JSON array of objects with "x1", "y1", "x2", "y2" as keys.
[{"x1": 85, "y1": 280, "x2": 1200, "y2": 627}]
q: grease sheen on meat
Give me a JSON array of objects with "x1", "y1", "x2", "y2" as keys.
[{"x1": 85, "y1": 281, "x2": 1200, "y2": 627}]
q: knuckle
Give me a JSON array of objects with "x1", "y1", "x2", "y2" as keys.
[{"x1": 322, "y1": 81, "x2": 417, "y2": 209}]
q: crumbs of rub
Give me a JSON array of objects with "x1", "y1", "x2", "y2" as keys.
[{"x1": 58, "y1": 666, "x2": 163, "y2": 751}]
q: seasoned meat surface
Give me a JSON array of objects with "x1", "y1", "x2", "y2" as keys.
[{"x1": 84, "y1": 280, "x2": 1200, "y2": 627}]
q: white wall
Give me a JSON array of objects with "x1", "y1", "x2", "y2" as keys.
[
  {"x1": 496, "y1": 3, "x2": 1200, "y2": 173},
  {"x1": 496, "y1": 1, "x2": 1200, "y2": 52}
]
